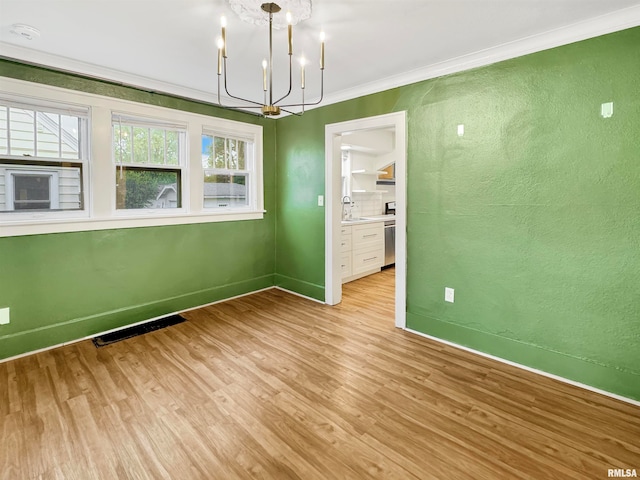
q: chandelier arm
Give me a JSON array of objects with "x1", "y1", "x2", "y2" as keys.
[
  {"x1": 280, "y1": 108, "x2": 304, "y2": 116},
  {"x1": 273, "y1": 54, "x2": 293, "y2": 105},
  {"x1": 222, "y1": 58, "x2": 265, "y2": 107},
  {"x1": 279, "y1": 70, "x2": 324, "y2": 108}
]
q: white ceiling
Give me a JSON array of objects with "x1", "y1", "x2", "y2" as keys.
[{"x1": 1, "y1": 0, "x2": 640, "y2": 113}]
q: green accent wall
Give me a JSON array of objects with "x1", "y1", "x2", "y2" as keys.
[
  {"x1": 275, "y1": 27, "x2": 640, "y2": 401},
  {"x1": 0, "y1": 60, "x2": 276, "y2": 358}
]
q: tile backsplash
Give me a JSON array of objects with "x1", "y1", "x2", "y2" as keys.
[{"x1": 351, "y1": 192, "x2": 384, "y2": 217}]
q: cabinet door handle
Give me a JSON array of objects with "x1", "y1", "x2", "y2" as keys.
[
  {"x1": 341, "y1": 242, "x2": 347, "y2": 246},
  {"x1": 363, "y1": 234, "x2": 377, "y2": 238},
  {"x1": 364, "y1": 256, "x2": 377, "y2": 262}
]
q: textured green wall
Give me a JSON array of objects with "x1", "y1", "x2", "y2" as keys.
[
  {"x1": 275, "y1": 27, "x2": 640, "y2": 400},
  {"x1": 0, "y1": 60, "x2": 276, "y2": 358}
]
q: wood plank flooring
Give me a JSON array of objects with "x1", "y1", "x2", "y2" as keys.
[{"x1": 1, "y1": 268, "x2": 639, "y2": 479}]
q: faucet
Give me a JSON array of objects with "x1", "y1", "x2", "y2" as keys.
[{"x1": 342, "y1": 195, "x2": 353, "y2": 220}]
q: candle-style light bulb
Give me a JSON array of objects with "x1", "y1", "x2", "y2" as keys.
[
  {"x1": 287, "y1": 12, "x2": 293, "y2": 55},
  {"x1": 221, "y1": 16, "x2": 227, "y2": 57},
  {"x1": 319, "y1": 31, "x2": 325, "y2": 70},
  {"x1": 217, "y1": 37, "x2": 224, "y2": 75},
  {"x1": 262, "y1": 59, "x2": 268, "y2": 92},
  {"x1": 300, "y1": 57, "x2": 306, "y2": 89}
]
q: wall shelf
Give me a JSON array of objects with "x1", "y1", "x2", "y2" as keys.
[{"x1": 351, "y1": 169, "x2": 386, "y2": 175}]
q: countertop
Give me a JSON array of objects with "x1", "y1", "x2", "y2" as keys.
[{"x1": 341, "y1": 214, "x2": 396, "y2": 225}]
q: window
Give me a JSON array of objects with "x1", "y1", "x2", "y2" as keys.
[
  {"x1": 112, "y1": 114, "x2": 186, "y2": 211},
  {"x1": 202, "y1": 134, "x2": 253, "y2": 209},
  {"x1": 1, "y1": 78, "x2": 264, "y2": 237},
  {"x1": 0, "y1": 98, "x2": 88, "y2": 216}
]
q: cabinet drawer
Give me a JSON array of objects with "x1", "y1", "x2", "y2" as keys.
[
  {"x1": 352, "y1": 223, "x2": 383, "y2": 248},
  {"x1": 340, "y1": 253, "x2": 352, "y2": 278},
  {"x1": 352, "y1": 245, "x2": 384, "y2": 274},
  {"x1": 340, "y1": 225, "x2": 352, "y2": 236},
  {"x1": 340, "y1": 235, "x2": 352, "y2": 253}
]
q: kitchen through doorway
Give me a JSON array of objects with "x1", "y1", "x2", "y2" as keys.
[{"x1": 324, "y1": 112, "x2": 407, "y2": 329}]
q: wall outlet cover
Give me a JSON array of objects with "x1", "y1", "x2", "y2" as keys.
[
  {"x1": 0, "y1": 307, "x2": 9, "y2": 325},
  {"x1": 445, "y1": 287, "x2": 455, "y2": 303}
]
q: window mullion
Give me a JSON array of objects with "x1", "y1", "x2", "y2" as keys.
[
  {"x1": 33, "y1": 110, "x2": 38, "y2": 157},
  {"x1": 58, "y1": 114, "x2": 62, "y2": 158},
  {"x1": 6, "y1": 107, "x2": 11, "y2": 154}
]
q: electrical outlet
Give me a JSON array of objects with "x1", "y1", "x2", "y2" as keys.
[
  {"x1": 0, "y1": 307, "x2": 9, "y2": 325},
  {"x1": 445, "y1": 288, "x2": 455, "y2": 303},
  {"x1": 457, "y1": 124, "x2": 464, "y2": 136},
  {"x1": 601, "y1": 102, "x2": 613, "y2": 118},
  {"x1": 317, "y1": 195, "x2": 324, "y2": 207}
]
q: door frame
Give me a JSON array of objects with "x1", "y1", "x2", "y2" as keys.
[{"x1": 324, "y1": 111, "x2": 407, "y2": 329}]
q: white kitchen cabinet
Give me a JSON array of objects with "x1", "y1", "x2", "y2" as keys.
[
  {"x1": 341, "y1": 221, "x2": 384, "y2": 283},
  {"x1": 340, "y1": 225, "x2": 353, "y2": 279}
]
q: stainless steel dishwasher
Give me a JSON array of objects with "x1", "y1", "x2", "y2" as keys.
[{"x1": 383, "y1": 220, "x2": 395, "y2": 267}]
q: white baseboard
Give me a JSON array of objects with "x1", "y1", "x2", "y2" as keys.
[
  {"x1": 405, "y1": 328, "x2": 640, "y2": 408},
  {"x1": 274, "y1": 286, "x2": 326, "y2": 305}
]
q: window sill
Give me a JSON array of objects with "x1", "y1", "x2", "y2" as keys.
[{"x1": 0, "y1": 210, "x2": 266, "y2": 238}]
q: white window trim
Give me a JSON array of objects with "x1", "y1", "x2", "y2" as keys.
[
  {"x1": 202, "y1": 132, "x2": 256, "y2": 212},
  {"x1": 0, "y1": 77, "x2": 265, "y2": 238},
  {"x1": 111, "y1": 113, "x2": 188, "y2": 216}
]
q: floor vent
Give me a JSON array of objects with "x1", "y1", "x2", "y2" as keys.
[{"x1": 92, "y1": 314, "x2": 186, "y2": 347}]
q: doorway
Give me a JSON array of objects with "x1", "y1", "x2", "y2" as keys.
[{"x1": 324, "y1": 112, "x2": 407, "y2": 329}]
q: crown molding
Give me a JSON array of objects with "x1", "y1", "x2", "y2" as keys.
[
  {"x1": 0, "y1": 43, "x2": 224, "y2": 105},
  {"x1": 1, "y1": 5, "x2": 639, "y2": 118},
  {"x1": 318, "y1": 5, "x2": 640, "y2": 111}
]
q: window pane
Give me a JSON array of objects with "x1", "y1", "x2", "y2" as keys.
[
  {"x1": 214, "y1": 136, "x2": 226, "y2": 168},
  {"x1": 113, "y1": 125, "x2": 132, "y2": 163},
  {"x1": 166, "y1": 131, "x2": 179, "y2": 165},
  {"x1": 227, "y1": 138, "x2": 237, "y2": 169},
  {"x1": 203, "y1": 172, "x2": 248, "y2": 208},
  {"x1": 1, "y1": 164, "x2": 83, "y2": 212},
  {"x1": 14, "y1": 174, "x2": 51, "y2": 210},
  {"x1": 150, "y1": 129, "x2": 165, "y2": 165},
  {"x1": 237, "y1": 140, "x2": 246, "y2": 170},
  {"x1": 60, "y1": 115, "x2": 80, "y2": 159},
  {"x1": 116, "y1": 168, "x2": 180, "y2": 210},
  {"x1": 132, "y1": 127, "x2": 148, "y2": 163},
  {"x1": 201, "y1": 134, "x2": 214, "y2": 168},
  {"x1": 36, "y1": 112, "x2": 61, "y2": 158},
  {"x1": 9, "y1": 108, "x2": 35, "y2": 156},
  {"x1": 0, "y1": 107, "x2": 8, "y2": 155}
]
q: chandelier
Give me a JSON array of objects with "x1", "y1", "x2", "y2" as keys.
[{"x1": 216, "y1": 1, "x2": 324, "y2": 116}]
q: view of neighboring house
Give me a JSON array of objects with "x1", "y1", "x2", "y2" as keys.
[
  {"x1": 150, "y1": 181, "x2": 247, "y2": 209},
  {"x1": 203, "y1": 181, "x2": 246, "y2": 208},
  {"x1": 0, "y1": 107, "x2": 82, "y2": 212},
  {"x1": 152, "y1": 183, "x2": 179, "y2": 209}
]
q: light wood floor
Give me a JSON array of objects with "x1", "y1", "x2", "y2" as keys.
[{"x1": 2, "y1": 268, "x2": 639, "y2": 479}]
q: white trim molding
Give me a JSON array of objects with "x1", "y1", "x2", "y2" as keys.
[{"x1": 319, "y1": 5, "x2": 640, "y2": 111}]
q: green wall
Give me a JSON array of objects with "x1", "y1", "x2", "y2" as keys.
[
  {"x1": 0, "y1": 60, "x2": 276, "y2": 358},
  {"x1": 275, "y1": 27, "x2": 640, "y2": 400}
]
